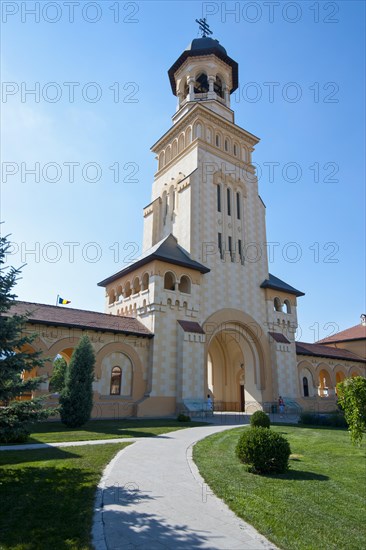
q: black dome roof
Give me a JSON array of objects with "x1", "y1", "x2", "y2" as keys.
[{"x1": 186, "y1": 37, "x2": 227, "y2": 56}]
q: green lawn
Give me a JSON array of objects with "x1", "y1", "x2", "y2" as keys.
[
  {"x1": 0, "y1": 442, "x2": 131, "y2": 550},
  {"x1": 5, "y1": 418, "x2": 207, "y2": 445},
  {"x1": 193, "y1": 425, "x2": 366, "y2": 550}
]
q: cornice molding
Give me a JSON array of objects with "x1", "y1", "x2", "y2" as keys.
[{"x1": 151, "y1": 103, "x2": 259, "y2": 153}]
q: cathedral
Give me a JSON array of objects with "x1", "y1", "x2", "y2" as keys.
[{"x1": 12, "y1": 28, "x2": 366, "y2": 418}]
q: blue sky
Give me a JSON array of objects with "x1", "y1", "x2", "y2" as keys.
[{"x1": 1, "y1": 0, "x2": 365, "y2": 342}]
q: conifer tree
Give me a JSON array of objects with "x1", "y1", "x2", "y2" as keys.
[
  {"x1": 0, "y1": 233, "x2": 52, "y2": 443},
  {"x1": 59, "y1": 335, "x2": 95, "y2": 428}
]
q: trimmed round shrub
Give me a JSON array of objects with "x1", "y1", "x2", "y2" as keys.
[
  {"x1": 236, "y1": 427, "x2": 291, "y2": 474},
  {"x1": 250, "y1": 410, "x2": 270, "y2": 428},
  {"x1": 177, "y1": 413, "x2": 191, "y2": 422}
]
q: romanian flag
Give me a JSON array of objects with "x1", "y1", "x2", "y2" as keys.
[{"x1": 58, "y1": 296, "x2": 71, "y2": 305}]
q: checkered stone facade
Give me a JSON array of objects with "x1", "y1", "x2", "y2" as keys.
[{"x1": 98, "y1": 36, "x2": 365, "y2": 417}]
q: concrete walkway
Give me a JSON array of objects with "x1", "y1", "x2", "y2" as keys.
[{"x1": 93, "y1": 421, "x2": 277, "y2": 550}]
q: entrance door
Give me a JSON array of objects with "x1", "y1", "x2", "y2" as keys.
[{"x1": 240, "y1": 384, "x2": 245, "y2": 412}]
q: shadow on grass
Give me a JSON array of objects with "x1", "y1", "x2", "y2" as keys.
[
  {"x1": 264, "y1": 470, "x2": 329, "y2": 481},
  {"x1": 0, "y1": 446, "x2": 80, "y2": 466},
  {"x1": 0, "y1": 459, "x2": 96, "y2": 549},
  {"x1": 27, "y1": 420, "x2": 208, "y2": 443}
]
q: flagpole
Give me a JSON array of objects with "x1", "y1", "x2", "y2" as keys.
[{"x1": 56, "y1": 294, "x2": 59, "y2": 307}]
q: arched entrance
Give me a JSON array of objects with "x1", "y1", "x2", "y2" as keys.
[{"x1": 206, "y1": 318, "x2": 266, "y2": 412}]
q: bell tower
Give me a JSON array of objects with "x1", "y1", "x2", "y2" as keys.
[
  {"x1": 99, "y1": 22, "x2": 304, "y2": 416},
  {"x1": 167, "y1": 18, "x2": 238, "y2": 124}
]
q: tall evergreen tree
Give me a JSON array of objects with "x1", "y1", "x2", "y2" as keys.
[
  {"x1": 60, "y1": 335, "x2": 95, "y2": 428},
  {"x1": 0, "y1": 233, "x2": 52, "y2": 443}
]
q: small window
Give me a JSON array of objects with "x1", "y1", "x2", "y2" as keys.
[
  {"x1": 142, "y1": 273, "x2": 149, "y2": 291},
  {"x1": 284, "y1": 299, "x2": 291, "y2": 314},
  {"x1": 274, "y1": 297, "x2": 282, "y2": 312},
  {"x1": 164, "y1": 271, "x2": 175, "y2": 291},
  {"x1": 217, "y1": 185, "x2": 221, "y2": 212},
  {"x1": 303, "y1": 376, "x2": 309, "y2": 397},
  {"x1": 178, "y1": 275, "x2": 191, "y2": 294},
  {"x1": 110, "y1": 367, "x2": 122, "y2": 395},
  {"x1": 215, "y1": 134, "x2": 220, "y2": 147},
  {"x1": 224, "y1": 139, "x2": 229, "y2": 152},
  {"x1": 236, "y1": 192, "x2": 241, "y2": 219},
  {"x1": 238, "y1": 239, "x2": 242, "y2": 261},
  {"x1": 218, "y1": 232, "x2": 223, "y2": 259},
  {"x1": 233, "y1": 144, "x2": 237, "y2": 156},
  {"x1": 133, "y1": 277, "x2": 140, "y2": 294},
  {"x1": 228, "y1": 236, "x2": 233, "y2": 261},
  {"x1": 227, "y1": 188, "x2": 231, "y2": 216},
  {"x1": 124, "y1": 281, "x2": 132, "y2": 298}
]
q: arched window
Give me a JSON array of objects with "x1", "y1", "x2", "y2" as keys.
[
  {"x1": 284, "y1": 300, "x2": 291, "y2": 314},
  {"x1": 185, "y1": 126, "x2": 192, "y2": 144},
  {"x1": 133, "y1": 277, "x2": 140, "y2": 294},
  {"x1": 179, "y1": 275, "x2": 191, "y2": 294},
  {"x1": 194, "y1": 122, "x2": 202, "y2": 139},
  {"x1": 158, "y1": 151, "x2": 165, "y2": 170},
  {"x1": 227, "y1": 188, "x2": 231, "y2": 216},
  {"x1": 215, "y1": 134, "x2": 220, "y2": 147},
  {"x1": 124, "y1": 281, "x2": 132, "y2": 298},
  {"x1": 224, "y1": 139, "x2": 229, "y2": 152},
  {"x1": 194, "y1": 73, "x2": 209, "y2": 93},
  {"x1": 242, "y1": 145, "x2": 248, "y2": 163},
  {"x1": 165, "y1": 146, "x2": 171, "y2": 163},
  {"x1": 142, "y1": 273, "x2": 149, "y2": 291},
  {"x1": 274, "y1": 297, "x2": 282, "y2": 312},
  {"x1": 236, "y1": 192, "x2": 241, "y2": 220},
  {"x1": 164, "y1": 271, "x2": 175, "y2": 291},
  {"x1": 303, "y1": 376, "x2": 309, "y2": 397},
  {"x1": 169, "y1": 185, "x2": 175, "y2": 212},
  {"x1": 233, "y1": 143, "x2": 237, "y2": 157},
  {"x1": 178, "y1": 134, "x2": 185, "y2": 153},
  {"x1": 172, "y1": 140, "x2": 178, "y2": 158},
  {"x1": 319, "y1": 369, "x2": 331, "y2": 397},
  {"x1": 108, "y1": 290, "x2": 115, "y2": 305},
  {"x1": 162, "y1": 191, "x2": 168, "y2": 222},
  {"x1": 217, "y1": 184, "x2": 221, "y2": 212},
  {"x1": 214, "y1": 76, "x2": 224, "y2": 98},
  {"x1": 110, "y1": 367, "x2": 122, "y2": 395}
]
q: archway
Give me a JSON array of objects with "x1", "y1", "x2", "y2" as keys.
[{"x1": 206, "y1": 321, "x2": 264, "y2": 412}]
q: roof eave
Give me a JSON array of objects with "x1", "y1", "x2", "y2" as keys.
[
  {"x1": 296, "y1": 348, "x2": 365, "y2": 364},
  {"x1": 168, "y1": 50, "x2": 239, "y2": 95},
  {"x1": 260, "y1": 280, "x2": 305, "y2": 298},
  {"x1": 98, "y1": 254, "x2": 210, "y2": 287},
  {"x1": 27, "y1": 319, "x2": 154, "y2": 339}
]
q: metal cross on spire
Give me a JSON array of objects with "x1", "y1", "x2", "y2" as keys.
[{"x1": 195, "y1": 18, "x2": 213, "y2": 38}]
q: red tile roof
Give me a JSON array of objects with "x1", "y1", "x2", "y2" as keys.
[
  {"x1": 7, "y1": 301, "x2": 153, "y2": 338},
  {"x1": 317, "y1": 323, "x2": 366, "y2": 344},
  {"x1": 296, "y1": 342, "x2": 366, "y2": 363},
  {"x1": 177, "y1": 320, "x2": 205, "y2": 334},
  {"x1": 268, "y1": 332, "x2": 291, "y2": 344}
]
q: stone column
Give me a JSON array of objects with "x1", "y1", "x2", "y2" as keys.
[
  {"x1": 208, "y1": 75, "x2": 215, "y2": 100},
  {"x1": 188, "y1": 77, "x2": 195, "y2": 101}
]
